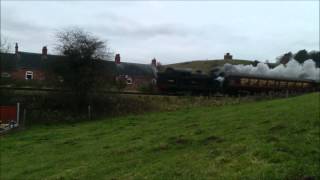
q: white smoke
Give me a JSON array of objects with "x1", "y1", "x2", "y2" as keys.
[
  {"x1": 151, "y1": 65, "x2": 158, "y2": 78},
  {"x1": 222, "y1": 59, "x2": 320, "y2": 82}
]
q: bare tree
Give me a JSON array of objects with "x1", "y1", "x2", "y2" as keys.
[
  {"x1": 0, "y1": 35, "x2": 11, "y2": 53},
  {"x1": 54, "y1": 27, "x2": 113, "y2": 109}
]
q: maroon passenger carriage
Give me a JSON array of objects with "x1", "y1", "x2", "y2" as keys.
[{"x1": 223, "y1": 73, "x2": 319, "y2": 95}]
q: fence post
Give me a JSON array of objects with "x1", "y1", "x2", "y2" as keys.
[
  {"x1": 23, "y1": 109, "x2": 26, "y2": 127},
  {"x1": 16, "y1": 102, "x2": 20, "y2": 126},
  {"x1": 88, "y1": 105, "x2": 91, "y2": 120}
]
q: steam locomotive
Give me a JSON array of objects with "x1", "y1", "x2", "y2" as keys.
[{"x1": 156, "y1": 67, "x2": 319, "y2": 95}]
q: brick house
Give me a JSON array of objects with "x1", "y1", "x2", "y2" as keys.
[
  {"x1": 1, "y1": 44, "x2": 157, "y2": 92},
  {"x1": 1, "y1": 44, "x2": 62, "y2": 81},
  {"x1": 114, "y1": 54, "x2": 157, "y2": 91}
]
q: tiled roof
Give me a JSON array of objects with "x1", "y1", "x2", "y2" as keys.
[
  {"x1": 0, "y1": 52, "x2": 156, "y2": 77},
  {"x1": 116, "y1": 62, "x2": 156, "y2": 77},
  {"x1": 0, "y1": 53, "x2": 17, "y2": 71},
  {"x1": 1, "y1": 52, "x2": 65, "y2": 71}
]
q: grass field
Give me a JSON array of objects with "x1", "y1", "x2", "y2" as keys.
[{"x1": 1, "y1": 93, "x2": 319, "y2": 180}]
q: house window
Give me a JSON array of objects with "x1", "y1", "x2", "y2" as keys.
[
  {"x1": 126, "y1": 77, "x2": 133, "y2": 84},
  {"x1": 25, "y1": 71, "x2": 33, "y2": 80}
]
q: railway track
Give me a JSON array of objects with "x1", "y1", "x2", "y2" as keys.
[
  {"x1": 0, "y1": 86, "x2": 176, "y2": 96},
  {"x1": 0, "y1": 86, "x2": 225, "y2": 97}
]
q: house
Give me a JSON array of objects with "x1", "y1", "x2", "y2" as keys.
[
  {"x1": 1, "y1": 44, "x2": 63, "y2": 81},
  {"x1": 0, "y1": 44, "x2": 157, "y2": 92},
  {"x1": 114, "y1": 54, "x2": 157, "y2": 91}
]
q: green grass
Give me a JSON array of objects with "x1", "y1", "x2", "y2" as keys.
[
  {"x1": 1, "y1": 93, "x2": 319, "y2": 180},
  {"x1": 164, "y1": 59, "x2": 254, "y2": 73}
]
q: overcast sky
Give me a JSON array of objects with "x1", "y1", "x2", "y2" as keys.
[{"x1": 1, "y1": 1, "x2": 319, "y2": 64}]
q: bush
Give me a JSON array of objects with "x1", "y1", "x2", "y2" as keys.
[{"x1": 138, "y1": 83, "x2": 157, "y2": 93}]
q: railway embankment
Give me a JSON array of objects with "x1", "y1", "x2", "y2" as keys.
[
  {"x1": 1, "y1": 93, "x2": 319, "y2": 179},
  {"x1": 1, "y1": 87, "x2": 295, "y2": 124}
]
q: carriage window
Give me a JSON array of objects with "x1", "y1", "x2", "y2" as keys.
[
  {"x1": 25, "y1": 71, "x2": 33, "y2": 80},
  {"x1": 302, "y1": 83, "x2": 310, "y2": 88},
  {"x1": 259, "y1": 80, "x2": 267, "y2": 86},
  {"x1": 288, "y1": 82, "x2": 295, "y2": 87},
  {"x1": 268, "y1": 80, "x2": 275, "y2": 87},
  {"x1": 240, "y1": 78, "x2": 249, "y2": 85},
  {"x1": 249, "y1": 79, "x2": 258, "y2": 85},
  {"x1": 296, "y1": 82, "x2": 303, "y2": 87},
  {"x1": 279, "y1": 81, "x2": 287, "y2": 88}
]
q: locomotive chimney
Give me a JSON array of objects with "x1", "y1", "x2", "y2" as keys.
[{"x1": 224, "y1": 52, "x2": 233, "y2": 60}]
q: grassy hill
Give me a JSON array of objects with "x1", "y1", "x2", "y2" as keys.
[
  {"x1": 164, "y1": 59, "x2": 254, "y2": 73},
  {"x1": 1, "y1": 93, "x2": 319, "y2": 179}
]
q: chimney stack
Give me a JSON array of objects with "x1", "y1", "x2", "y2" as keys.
[
  {"x1": 42, "y1": 46, "x2": 47, "y2": 56},
  {"x1": 15, "y1": 43, "x2": 18, "y2": 54},
  {"x1": 151, "y1": 58, "x2": 157, "y2": 67},
  {"x1": 115, "y1": 54, "x2": 121, "y2": 64},
  {"x1": 42, "y1": 46, "x2": 48, "y2": 56},
  {"x1": 41, "y1": 46, "x2": 48, "y2": 60}
]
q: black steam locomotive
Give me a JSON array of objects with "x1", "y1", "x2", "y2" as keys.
[{"x1": 156, "y1": 67, "x2": 319, "y2": 95}]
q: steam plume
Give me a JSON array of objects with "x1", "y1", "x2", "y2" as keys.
[{"x1": 222, "y1": 59, "x2": 320, "y2": 82}]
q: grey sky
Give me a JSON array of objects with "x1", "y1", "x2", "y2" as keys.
[{"x1": 1, "y1": 1, "x2": 319, "y2": 64}]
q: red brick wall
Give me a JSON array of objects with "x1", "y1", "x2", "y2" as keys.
[{"x1": 11, "y1": 69, "x2": 46, "y2": 81}]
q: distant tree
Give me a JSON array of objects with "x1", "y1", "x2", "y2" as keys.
[
  {"x1": 156, "y1": 61, "x2": 164, "y2": 71},
  {"x1": 308, "y1": 50, "x2": 320, "y2": 67},
  {"x1": 294, "y1": 49, "x2": 309, "y2": 63},
  {"x1": 54, "y1": 27, "x2": 113, "y2": 109},
  {"x1": 277, "y1": 52, "x2": 293, "y2": 64},
  {"x1": 0, "y1": 35, "x2": 11, "y2": 53}
]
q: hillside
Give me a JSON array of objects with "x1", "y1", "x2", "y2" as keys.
[
  {"x1": 1, "y1": 93, "x2": 320, "y2": 179},
  {"x1": 164, "y1": 59, "x2": 254, "y2": 73}
]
